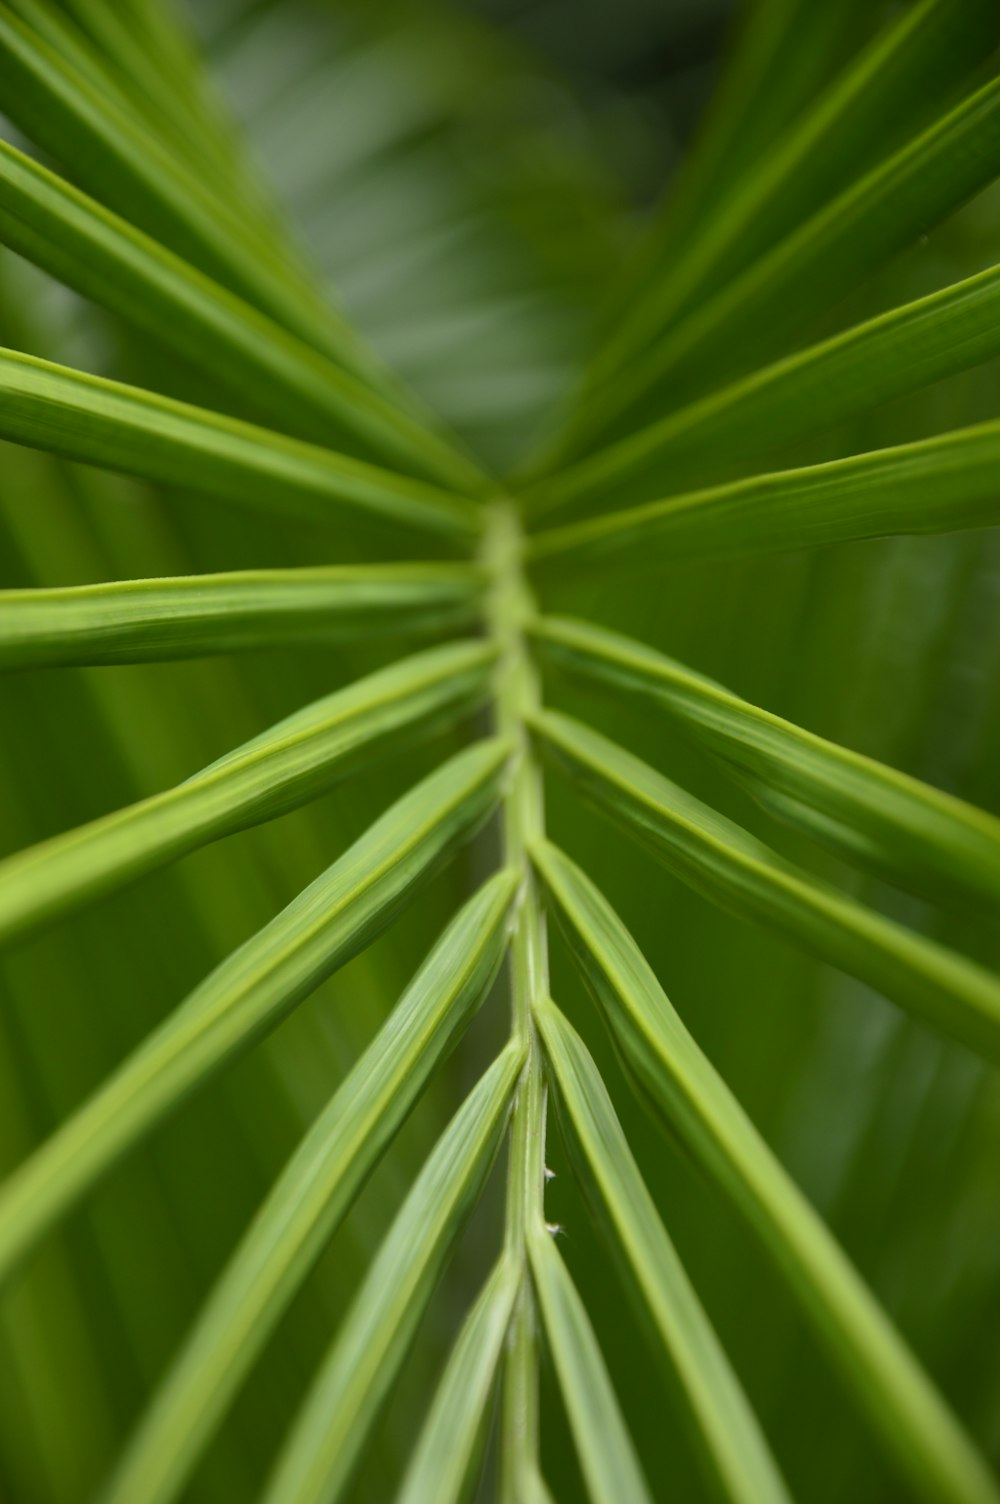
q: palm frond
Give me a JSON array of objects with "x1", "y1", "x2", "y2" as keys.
[
  {"x1": 102, "y1": 872, "x2": 518, "y2": 1504},
  {"x1": 0, "y1": 346, "x2": 481, "y2": 536},
  {"x1": 537, "y1": 996, "x2": 790, "y2": 1504},
  {"x1": 257, "y1": 1044, "x2": 523, "y2": 1504},
  {"x1": 0, "y1": 739, "x2": 510, "y2": 1283},
  {"x1": 531, "y1": 614, "x2": 1000, "y2": 908},
  {"x1": 548, "y1": 66, "x2": 1000, "y2": 457},
  {"x1": 532, "y1": 839, "x2": 997, "y2": 1504},
  {"x1": 0, "y1": 1, "x2": 998, "y2": 1500},
  {"x1": 0, "y1": 138, "x2": 485, "y2": 482},
  {"x1": 529, "y1": 422, "x2": 1000, "y2": 568},
  {"x1": 528, "y1": 257, "x2": 1000, "y2": 518},
  {"x1": 0, "y1": 563, "x2": 484, "y2": 667},
  {"x1": 528, "y1": 1216, "x2": 654, "y2": 1504},
  {"x1": 0, "y1": 642, "x2": 497, "y2": 943},
  {"x1": 530, "y1": 710, "x2": 1000, "y2": 1061},
  {"x1": 395, "y1": 1256, "x2": 518, "y2": 1504},
  {"x1": 589, "y1": 0, "x2": 1000, "y2": 388}
]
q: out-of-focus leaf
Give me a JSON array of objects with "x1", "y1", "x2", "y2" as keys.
[
  {"x1": 0, "y1": 347, "x2": 482, "y2": 537},
  {"x1": 528, "y1": 1217, "x2": 653, "y2": 1504},
  {"x1": 531, "y1": 615, "x2": 1000, "y2": 909},
  {"x1": 587, "y1": 0, "x2": 1000, "y2": 390},
  {"x1": 527, "y1": 259, "x2": 1000, "y2": 517},
  {"x1": 528, "y1": 421, "x2": 1000, "y2": 569},
  {"x1": 0, "y1": 139, "x2": 485, "y2": 487},
  {"x1": 102, "y1": 871, "x2": 518, "y2": 1504},
  {"x1": 529, "y1": 710, "x2": 1000, "y2": 1063},
  {"x1": 20, "y1": 0, "x2": 271, "y2": 217},
  {"x1": 260, "y1": 1043, "x2": 524, "y2": 1504},
  {"x1": 532, "y1": 840, "x2": 1000, "y2": 1504},
  {"x1": 0, "y1": 3, "x2": 378, "y2": 375},
  {"x1": 395, "y1": 1255, "x2": 518, "y2": 1504},
  {"x1": 551, "y1": 69, "x2": 1000, "y2": 455},
  {"x1": 536, "y1": 996, "x2": 790, "y2": 1504},
  {"x1": 0, "y1": 736, "x2": 511, "y2": 1284},
  {"x1": 0, "y1": 564, "x2": 485, "y2": 669},
  {"x1": 613, "y1": 0, "x2": 877, "y2": 288},
  {"x1": 0, "y1": 641, "x2": 497, "y2": 945}
]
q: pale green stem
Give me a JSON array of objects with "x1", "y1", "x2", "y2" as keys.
[{"x1": 482, "y1": 502, "x2": 550, "y2": 1502}]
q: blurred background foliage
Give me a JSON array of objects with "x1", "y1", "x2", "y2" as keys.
[{"x1": 0, "y1": 0, "x2": 999, "y2": 1500}]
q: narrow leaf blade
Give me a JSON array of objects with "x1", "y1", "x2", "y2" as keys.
[
  {"x1": 0, "y1": 138, "x2": 485, "y2": 490},
  {"x1": 536, "y1": 997, "x2": 790, "y2": 1504},
  {"x1": 0, "y1": 347, "x2": 481, "y2": 539},
  {"x1": 528, "y1": 422, "x2": 1000, "y2": 572},
  {"x1": 0, "y1": 640, "x2": 497, "y2": 946},
  {"x1": 103, "y1": 871, "x2": 519, "y2": 1504},
  {"x1": 586, "y1": 0, "x2": 1000, "y2": 393},
  {"x1": 533, "y1": 840, "x2": 1000, "y2": 1504},
  {"x1": 528, "y1": 258, "x2": 1000, "y2": 519},
  {"x1": 0, "y1": 565, "x2": 484, "y2": 669},
  {"x1": 0, "y1": 737, "x2": 511, "y2": 1284},
  {"x1": 0, "y1": 6, "x2": 375, "y2": 371},
  {"x1": 529, "y1": 1224, "x2": 653, "y2": 1504},
  {"x1": 531, "y1": 615, "x2": 1000, "y2": 910},
  {"x1": 529, "y1": 709, "x2": 1000, "y2": 1064},
  {"x1": 261, "y1": 1044, "x2": 524, "y2": 1504},
  {"x1": 395, "y1": 1256, "x2": 519, "y2": 1504},
  {"x1": 554, "y1": 68, "x2": 1000, "y2": 454}
]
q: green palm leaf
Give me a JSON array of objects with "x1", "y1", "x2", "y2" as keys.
[
  {"x1": 536, "y1": 996, "x2": 790, "y2": 1504},
  {"x1": 395, "y1": 1256, "x2": 518, "y2": 1504},
  {"x1": 0, "y1": 738, "x2": 510, "y2": 1283},
  {"x1": 259, "y1": 1044, "x2": 523, "y2": 1504},
  {"x1": 0, "y1": 2, "x2": 998, "y2": 1500},
  {"x1": 0, "y1": 4, "x2": 362, "y2": 364},
  {"x1": 531, "y1": 615, "x2": 1000, "y2": 908},
  {"x1": 528, "y1": 257, "x2": 1000, "y2": 517},
  {"x1": 532, "y1": 839, "x2": 998, "y2": 1504},
  {"x1": 0, "y1": 347, "x2": 481, "y2": 536},
  {"x1": 0, "y1": 138, "x2": 484, "y2": 484},
  {"x1": 551, "y1": 66, "x2": 1000, "y2": 453},
  {"x1": 585, "y1": 0, "x2": 1000, "y2": 390},
  {"x1": 528, "y1": 1220, "x2": 653, "y2": 1504},
  {"x1": 0, "y1": 564, "x2": 484, "y2": 668},
  {"x1": 530, "y1": 708, "x2": 1000, "y2": 1061},
  {"x1": 0, "y1": 641, "x2": 496, "y2": 944},
  {"x1": 101, "y1": 871, "x2": 518, "y2": 1504},
  {"x1": 529, "y1": 421, "x2": 1000, "y2": 570}
]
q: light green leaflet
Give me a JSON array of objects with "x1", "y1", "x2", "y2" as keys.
[
  {"x1": 102, "y1": 871, "x2": 519, "y2": 1504},
  {"x1": 0, "y1": 139, "x2": 486, "y2": 488},
  {"x1": 529, "y1": 710, "x2": 1000, "y2": 1064},
  {"x1": 551, "y1": 67, "x2": 1000, "y2": 456},
  {"x1": 0, "y1": 564, "x2": 485, "y2": 669},
  {"x1": 584, "y1": 0, "x2": 1000, "y2": 390},
  {"x1": 0, "y1": 4, "x2": 372, "y2": 374},
  {"x1": 0, "y1": 640, "x2": 496, "y2": 946},
  {"x1": 260, "y1": 1043, "x2": 524, "y2": 1504},
  {"x1": 395, "y1": 1256, "x2": 519, "y2": 1504},
  {"x1": 532, "y1": 840, "x2": 1000, "y2": 1504},
  {"x1": 526, "y1": 257, "x2": 1000, "y2": 518},
  {"x1": 528, "y1": 420, "x2": 1000, "y2": 570},
  {"x1": 535, "y1": 998, "x2": 790, "y2": 1504},
  {"x1": 0, "y1": 347, "x2": 481, "y2": 538},
  {"x1": 530, "y1": 616, "x2": 1000, "y2": 910},
  {"x1": 528, "y1": 1221, "x2": 652, "y2": 1504},
  {"x1": 0, "y1": 736, "x2": 511, "y2": 1285}
]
